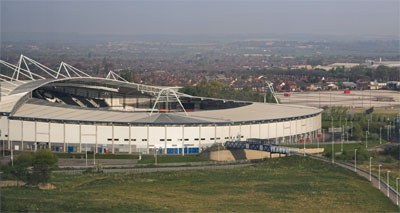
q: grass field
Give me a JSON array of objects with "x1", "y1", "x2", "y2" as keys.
[{"x1": 1, "y1": 156, "x2": 397, "y2": 212}]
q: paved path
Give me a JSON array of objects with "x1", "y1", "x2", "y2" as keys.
[
  {"x1": 307, "y1": 154, "x2": 400, "y2": 207},
  {"x1": 58, "y1": 158, "x2": 138, "y2": 168},
  {"x1": 54, "y1": 163, "x2": 254, "y2": 175}
]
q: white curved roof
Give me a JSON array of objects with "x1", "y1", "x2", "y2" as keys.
[
  {"x1": 1, "y1": 72, "x2": 322, "y2": 125},
  {"x1": 11, "y1": 98, "x2": 322, "y2": 125}
]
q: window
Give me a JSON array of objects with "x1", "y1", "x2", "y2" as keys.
[
  {"x1": 114, "y1": 139, "x2": 119, "y2": 141},
  {"x1": 201, "y1": 138, "x2": 205, "y2": 140},
  {"x1": 124, "y1": 139, "x2": 129, "y2": 141},
  {"x1": 167, "y1": 139, "x2": 172, "y2": 141},
  {"x1": 107, "y1": 138, "x2": 112, "y2": 141},
  {"x1": 184, "y1": 138, "x2": 189, "y2": 141},
  {"x1": 160, "y1": 139, "x2": 165, "y2": 141},
  {"x1": 142, "y1": 139, "x2": 147, "y2": 142},
  {"x1": 210, "y1": 138, "x2": 215, "y2": 140},
  {"x1": 194, "y1": 138, "x2": 199, "y2": 141}
]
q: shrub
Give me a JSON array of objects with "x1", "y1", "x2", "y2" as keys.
[{"x1": 30, "y1": 150, "x2": 58, "y2": 184}]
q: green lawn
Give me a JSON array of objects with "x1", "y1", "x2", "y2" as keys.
[
  {"x1": 1, "y1": 156, "x2": 397, "y2": 212},
  {"x1": 285, "y1": 140, "x2": 381, "y2": 154}
]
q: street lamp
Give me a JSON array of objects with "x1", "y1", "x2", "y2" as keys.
[
  {"x1": 365, "y1": 131, "x2": 368, "y2": 149},
  {"x1": 369, "y1": 157, "x2": 373, "y2": 181},
  {"x1": 341, "y1": 125, "x2": 344, "y2": 152},
  {"x1": 396, "y1": 177, "x2": 399, "y2": 206},
  {"x1": 354, "y1": 149, "x2": 357, "y2": 172},
  {"x1": 387, "y1": 170, "x2": 391, "y2": 197},
  {"x1": 380, "y1": 127, "x2": 382, "y2": 144},
  {"x1": 331, "y1": 118, "x2": 334, "y2": 164},
  {"x1": 350, "y1": 121, "x2": 353, "y2": 137},
  {"x1": 154, "y1": 147, "x2": 158, "y2": 166},
  {"x1": 85, "y1": 143, "x2": 88, "y2": 168},
  {"x1": 379, "y1": 164, "x2": 382, "y2": 189}
]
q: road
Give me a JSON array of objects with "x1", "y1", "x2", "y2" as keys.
[{"x1": 54, "y1": 163, "x2": 254, "y2": 175}]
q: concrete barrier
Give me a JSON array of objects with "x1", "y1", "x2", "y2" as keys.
[
  {"x1": 297, "y1": 148, "x2": 324, "y2": 154},
  {"x1": 208, "y1": 149, "x2": 286, "y2": 161}
]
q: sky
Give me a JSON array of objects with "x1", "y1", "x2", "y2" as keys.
[{"x1": 1, "y1": 0, "x2": 399, "y2": 37}]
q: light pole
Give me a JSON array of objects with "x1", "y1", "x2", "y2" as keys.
[
  {"x1": 379, "y1": 164, "x2": 382, "y2": 189},
  {"x1": 350, "y1": 121, "x2": 353, "y2": 137},
  {"x1": 154, "y1": 148, "x2": 158, "y2": 166},
  {"x1": 0, "y1": 172, "x2": 2, "y2": 211},
  {"x1": 11, "y1": 147, "x2": 14, "y2": 167},
  {"x1": 396, "y1": 177, "x2": 399, "y2": 206},
  {"x1": 354, "y1": 149, "x2": 357, "y2": 172},
  {"x1": 369, "y1": 157, "x2": 373, "y2": 181},
  {"x1": 365, "y1": 131, "x2": 368, "y2": 149},
  {"x1": 331, "y1": 118, "x2": 334, "y2": 164},
  {"x1": 217, "y1": 142, "x2": 220, "y2": 161},
  {"x1": 341, "y1": 125, "x2": 344, "y2": 152},
  {"x1": 85, "y1": 143, "x2": 88, "y2": 168},
  {"x1": 387, "y1": 170, "x2": 391, "y2": 197},
  {"x1": 380, "y1": 127, "x2": 382, "y2": 144}
]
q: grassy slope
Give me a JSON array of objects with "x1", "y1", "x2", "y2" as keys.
[{"x1": 2, "y1": 156, "x2": 397, "y2": 212}]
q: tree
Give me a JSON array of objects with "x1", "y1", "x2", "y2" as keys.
[
  {"x1": 11, "y1": 152, "x2": 33, "y2": 183},
  {"x1": 352, "y1": 123, "x2": 364, "y2": 141},
  {"x1": 30, "y1": 150, "x2": 58, "y2": 184}
]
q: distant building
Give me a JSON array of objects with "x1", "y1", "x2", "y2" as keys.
[
  {"x1": 328, "y1": 63, "x2": 360, "y2": 69},
  {"x1": 365, "y1": 58, "x2": 400, "y2": 68},
  {"x1": 315, "y1": 63, "x2": 360, "y2": 71},
  {"x1": 314, "y1": 65, "x2": 333, "y2": 71},
  {"x1": 341, "y1": 82, "x2": 357, "y2": 89},
  {"x1": 368, "y1": 81, "x2": 386, "y2": 90},
  {"x1": 386, "y1": 81, "x2": 400, "y2": 90}
]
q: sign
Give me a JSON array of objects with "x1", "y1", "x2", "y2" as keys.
[{"x1": 329, "y1": 127, "x2": 342, "y2": 133}]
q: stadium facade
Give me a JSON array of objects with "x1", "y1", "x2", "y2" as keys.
[{"x1": 0, "y1": 55, "x2": 322, "y2": 155}]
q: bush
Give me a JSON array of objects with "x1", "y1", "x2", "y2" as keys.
[
  {"x1": 11, "y1": 152, "x2": 33, "y2": 182},
  {"x1": 30, "y1": 150, "x2": 58, "y2": 184}
]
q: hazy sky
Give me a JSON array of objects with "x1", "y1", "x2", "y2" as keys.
[{"x1": 1, "y1": 0, "x2": 399, "y2": 37}]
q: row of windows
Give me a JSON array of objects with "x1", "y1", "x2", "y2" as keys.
[{"x1": 104, "y1": 137, "x2": 240, "y2": 142}]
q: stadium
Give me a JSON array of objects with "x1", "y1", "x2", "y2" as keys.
[{"x1": 0, "y1": 55, "x2": 322, "y2": 155}]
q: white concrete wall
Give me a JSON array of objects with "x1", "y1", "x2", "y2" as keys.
[
  {"x1": 2, "y1": 114, "x2": 322, "y2": 152},
  {"x1": 50, "y1": 123, "x2": 64, "y2": 143},
  {"x1": 0, "y1": 116, "x2": 9, "y2": 140}
]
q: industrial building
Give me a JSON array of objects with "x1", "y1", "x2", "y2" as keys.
[{"x1": 0, "y1": 56, "x2": 322, "y2": 155}]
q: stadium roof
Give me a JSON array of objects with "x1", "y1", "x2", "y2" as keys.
[
  {"x1": 1, "y1": 55, "x2": 322, "y2": 125},
  {"x1": 11, "y1": 99, "x2": 321, "y2": 125}
]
